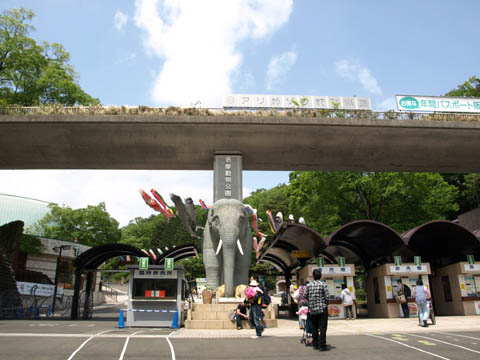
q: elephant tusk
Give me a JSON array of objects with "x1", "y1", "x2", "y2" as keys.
[
  {"x1": 215, "y1": 239, "x2": 223, "y2": 255},
  {"x1": 236, "y1": 239, "x2": 244, "y2": 255}
]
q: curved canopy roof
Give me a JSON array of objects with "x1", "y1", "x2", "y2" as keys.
[
  {"x1": 258, "y1": 223, "x2": 328, "y2": 271},
  {"x1": 155, "y1": 244, "x2": 199, "y2": 265},
  {"x1": 402, "y1": 220, "x2": 480, "y2": 263},
  {"x1": 74, "y1": 243, "x2": 147, "y2": 270},
  {"x1": 327, "y1": 220, "x2": 405, "y2": 267}
]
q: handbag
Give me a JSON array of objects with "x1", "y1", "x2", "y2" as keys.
[{"x1": 395, "y1": 294, "x2": 406, "y2": 304}]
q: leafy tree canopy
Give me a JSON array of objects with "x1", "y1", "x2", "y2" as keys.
[
  {"x1": 445, "y1": 76, "x2": 480, "y2": 98},
  {"x1": 0, "y1": 7, "x2": 99, "y2": 106},
  {"x1": 29, "y1": 202, "x2": 121, "y2": 246},
  {"x1": 250, "y1": 171, "x2": 459, "y2": 235}
]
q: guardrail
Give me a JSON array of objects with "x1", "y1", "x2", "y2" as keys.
[{"x1": 1, "y1": 105, "x2": 480, "y2": 122}]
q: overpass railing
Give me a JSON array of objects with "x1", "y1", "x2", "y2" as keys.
[{"x1": 1, "y1": 106, "x2": 480, "y2": 122}]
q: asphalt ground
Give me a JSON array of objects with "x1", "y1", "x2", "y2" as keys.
[{"x1": 1, "y1": 319, "x2": 480, "y2": 360}]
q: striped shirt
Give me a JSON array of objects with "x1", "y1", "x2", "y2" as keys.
[{"x1": 304, "y1": 280, "x2": 329, "y2": 314}]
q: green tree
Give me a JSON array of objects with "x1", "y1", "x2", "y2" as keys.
[
  {"x1": 462, "y1": 174, "x2": 480, "y2": 209},
  {"x1": 29, "y1": 202, "x2": 121, "y2": 246},
  {"x1": 445, "y1": 76, "x2": 480, "y2": 98},
  {"x1": 287, "y1": 171, "x2": 459, "y2": 234},
  {"x1": 0, "y1": 7, "x2": 99, "y2": 105}
]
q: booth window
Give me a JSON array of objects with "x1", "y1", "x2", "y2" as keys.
[
  {"x1": 132, "y1": 279, "x2": 177, "y2": 299},
  {"x1": 373, "y1": 277, "x2": 380, "y2": 304},
  {"x1": 441, "y1": 276, "x2": 452, "y2": 302}
]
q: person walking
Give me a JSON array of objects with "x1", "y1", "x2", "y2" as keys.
[
  {"x1": 304, "y1": 268, "x2": 330, "y2": 351},
  {"x1": 248, "y1": 279, "x2": 264, "y2": 338},
  {"x1": 413, "y1": 278, "x2": 431, "y2": 327},
  {"x1": 340, "y1": 284, "x2": 355, "y2": 320}
]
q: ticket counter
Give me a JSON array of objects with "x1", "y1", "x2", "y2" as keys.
[
  {"x1": 430, "y1": 261, "x2": 480, "y2": 316},
  {"x1": 126, "y1": 265, "x2": 186, "y2": 327},
  {"x1": 298, "y1": 263, "x2": 356, "y2": 319},
  {"x1": 366, "y1": 263, "x2": 431, "y2": 318}
]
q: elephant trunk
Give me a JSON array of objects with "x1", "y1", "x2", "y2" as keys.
[{"x1": 220, "y1": 225, "x2": 240, "y2": 297}]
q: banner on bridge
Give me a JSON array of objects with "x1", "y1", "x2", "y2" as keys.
[
  {"x1": 223, "y1": 94, "x2": 371, "y2": 110},
  {"x1": 396, "y1": 94, "x2": 480, "y2": 113}
]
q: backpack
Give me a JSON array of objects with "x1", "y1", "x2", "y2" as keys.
[{"x1": 262, "y1": 293, "x2": 271, "y2": 307}]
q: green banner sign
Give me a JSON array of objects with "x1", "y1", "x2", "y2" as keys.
[
  {"x1": 139, "y1": 257, "x2": 149, "y2": 270},
  {"x1": 317, "y1": 257, "x2": 325, "y2": 267},
  {"x1": 467, "y1": 255, "x2": 475, "y2": 264},
  {"x1": 394, "y1": 256, "x2": 402, "y2": 266},
  {"x1": 414, "y1": 256, "x2": 422, "y2": 266},
  {"x1": 165, "y1": 257, "x2": 174, "y2": 271},
  {"x1": 338, "y1": 257, "x2": 345, "y2": 267}
]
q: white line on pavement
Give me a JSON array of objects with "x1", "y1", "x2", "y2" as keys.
[
  {"x1": 166, "y1": 337, "x2": 176, "y2": 360},
  {"x1": 118, "y1": 337, "x2": 130, "y2": 360},
  {"x1": 67, "y1": 330, "x2": 113, "y2": 360},
  {"x1": 405, "y1": 333, "x2": 480, "y2": 355},
  {"x1": 436, "y1": 332, "x2": 480, "y2": 341},
  {"x1": 366, "y1": 334, "x2": 450, "y2": 360}
]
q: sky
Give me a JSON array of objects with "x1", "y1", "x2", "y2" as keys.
[{"x1": 1, "y1": 0, "x2": 479, "y2": 226}]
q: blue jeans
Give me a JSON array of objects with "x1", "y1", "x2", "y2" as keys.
[
  {"x1": 417, "y1": 301, "x2": 428, "y2": 324},
  {"x1": 251, "y1": 304, "x2": 264, "y2": 336}
]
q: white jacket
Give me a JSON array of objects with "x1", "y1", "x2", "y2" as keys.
[{"x1": 341, "y1": 288, "x2": 354, "y2": 306}]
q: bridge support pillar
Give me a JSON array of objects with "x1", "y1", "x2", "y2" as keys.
[{"x1": 213, "y1": 152, "x2": 242, "y2": 202}]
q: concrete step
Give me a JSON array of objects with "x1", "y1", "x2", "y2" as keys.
[
  {"x1": 184, "y1": 318, "x2": 277, "y2": 329},
  {"x1": 191, "y1": 309, "x2": 273, "y2": 320}
]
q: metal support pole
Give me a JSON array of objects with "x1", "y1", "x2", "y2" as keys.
[
  {"x1": 51, "y1": 247, "x2": 63, "y2": 315},
  {"x1": 71, "y1": 268, "x2": 82, "y2": 320},
  {"x1": 82, "y1": 272, "x2": 93, "y2": 319}
]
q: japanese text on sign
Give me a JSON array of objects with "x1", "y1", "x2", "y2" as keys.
[
  {"x1": 223, "y1": 94, "x2": 371, "y2": 110},
  {"x1": 396, "y1": 95, "x2": 480, "y2": 113}
]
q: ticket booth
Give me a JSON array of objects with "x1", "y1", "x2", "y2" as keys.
[
  {"x1": 126, "y1": 265, "x2": 186, "y2": 327},
  {"x1": 366, "y1": 262, "x2": 431, "y2": 318},
  {"x1": 298, "y1": 262, "x2": 356, "y2": 320},
  {"x1": 430, "y1": 261, "x2": 480, "y2": 316}
]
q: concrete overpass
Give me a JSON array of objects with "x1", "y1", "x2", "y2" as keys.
[{"x1": 1, "y1": 113, "x2": 480, "y2": 172}]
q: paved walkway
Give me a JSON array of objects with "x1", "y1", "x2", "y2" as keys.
[{"x1": 172, "y1": 316, "x2": 480, "y2": 338}]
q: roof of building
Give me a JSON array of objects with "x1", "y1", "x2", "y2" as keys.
[{"x1": 0, "y1": 193, "x2": 51, "y2": 228}]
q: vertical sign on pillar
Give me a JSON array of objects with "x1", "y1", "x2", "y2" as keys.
[
  {"x1": 467, "y1": 255, "x2": 475, "y2": 264},
  {"x1": 139, "y1": 257, "x2": 149, "y2": 270},
  {"x1": 214, "y1": 153, "x2": 243, "y2": 202},
  {"x1": 317, "y1": 257, "x2": 325, "y2": 267}
]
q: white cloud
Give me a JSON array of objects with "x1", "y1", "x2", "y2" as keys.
[
  {"x1": 335, "y1": 60, "x2": 383, "y2": 95},
  {"x1": 376, "y1": 97, "x2": 397, "y2": 111},
  {"x1": 0, "y1": 170, "x2": 213, "y2": 226},
  {"x1": 266, "y1": 50, "x2": 297, "y2": 90},
  {"x1": 114, "y1": 10, "x2": 128, "y2": 31},
  {"x1": 134, "y1": 0, "x2": 293, "y2": 107}
]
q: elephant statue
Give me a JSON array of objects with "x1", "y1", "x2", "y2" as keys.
[{"x1": 203, "y1": 198, "x2": 252, "y2": 297}]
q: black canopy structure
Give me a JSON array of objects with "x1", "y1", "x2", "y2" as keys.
[
  {"x1": 402, "y1": 220, "x2": 480, "y2": 267},
  {"x1": 155, "y1": 244, "x2": 199, "y2": 265},
  {"x1": 257, "y1": 223, "x2": 328, "y2": 297},
  {"x1": 327, "y1": 220, "x2": 405, "y2": 267},
  {"x1": 71, "y1": 243, "x2": 199, "y2": 320}
]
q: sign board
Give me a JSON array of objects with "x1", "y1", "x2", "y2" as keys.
[
  {"x1": 16, "y1": 281, "x2": 63, "y2": 297},
  {"x1": 337, "y1": 257, "x2": 346, "y2": 267},
  {"x1": 467, "y1": 255, "x2": 475, "y2": 265},
  {"x1": 292, "y1": 250, "x2": 311, "y2": 258},
  {"x1": 396, "y1": 95, "x2": 480, "y2": 113},
  {"x1": 390, "y1": 265, "x2": 428, "y2": 274},
  {"x1": 135, "y1": 270, "x2": 177, "y2": 279},
  {"x1": 213, "y1": 154, "x2": 242, "y2": 202},
  {"x1": 223, "y1": 94, "x2": 371, "y2": 110},
  {"x1": 139, "y1": 257, "x2": 149, "y2": 270},
  {"x1": 164, "y1": 258, "x2": 174, "y2": 271},
  {"x1": 414, "y1": 256, "x2": 422, "y2": 266},
  {"x1": 317, "y1": 257, "x2": 325, "y2": 267},
  {"x1": 394, "y1": 256, "x2": 403, "y2": 266},
  {"x1": 319, "y1": 266, "x2": 352, "y2": 275}
]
